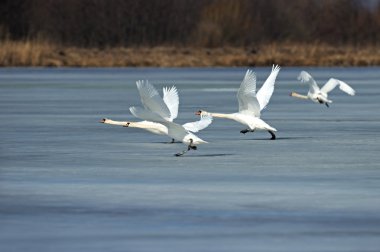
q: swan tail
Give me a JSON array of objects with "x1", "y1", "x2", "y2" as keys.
[
  {"x1": 267, "y1": 126, "x2": 277, "y2": 132},
  {"x1": 193, "y1": 139, "x2": 208, "y2": 145},
  {"x1": 270, "y1": 128, "x2": 277, "y2": 132}
]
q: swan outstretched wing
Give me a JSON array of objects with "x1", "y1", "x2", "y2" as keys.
[
  {"x1": 237, "y1": 69, "x2": 261, "y2": 117},
  {"x1": 321, "y1": 78, "x2": 356, "y2": 96},
  {"x1": 256, "y1": 65, "x2": 280, "y2": 111},
  {"x1": 136, "y1": 80, "x2": 171, "y2": 121},
  {"x1": 163, "y1": 86, "x2": 179, "y2": 121},
  {"x1": 298, "y1": 71, "x2": 320, "y2": 95},
  {"x1": 182, "y1": 115, "x2": 213, "y2": 133},
  {"x1": 130, "y1": 106, "x2": 188, "y2": 140},
  {"x1": 129, "y1": 106, "x2": 167, "y2": 124}
]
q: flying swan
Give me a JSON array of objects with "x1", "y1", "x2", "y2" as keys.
[
  {"x1": 101, "y1": 82, "x2": 212, "y2": 143},
  {"x1": 196, "y1": 65, "x2": 281, "y2": 140},
  {"x1": 290, "y1": 71, "x2": 356, "y2": 107},
  {"x1": 129, "y1": 80, "x2": 210, "y2": 156}
]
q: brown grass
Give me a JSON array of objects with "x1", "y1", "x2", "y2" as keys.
[{"x1": 0, "y1": 40, "x2": 379, "y2": 67}]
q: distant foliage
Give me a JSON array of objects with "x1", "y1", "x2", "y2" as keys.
[{"x1": 0, "y1": 0, "x2": 379, "y2": 47}]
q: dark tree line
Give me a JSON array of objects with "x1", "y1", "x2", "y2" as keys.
[{"x1": 0, "y1": 0, "x2": 379, "y2": 47}]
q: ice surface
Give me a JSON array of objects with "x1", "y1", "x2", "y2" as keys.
[{"x1": 1, "y1": 67, "x2": 380, "y2": 252}]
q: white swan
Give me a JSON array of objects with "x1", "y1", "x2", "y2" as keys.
[
  {"x1": 101, "y1": 82, "x2": 212, "y2": 143},
  {"x1": 196, "y1": 65, "x2": 281, "y2": 140},
  {"x1": 130, "y1": 80, "x2": 209, "y2": 156},
  {"x1": 100, "y1": 117, "x2": 212, "y2": 143},
  {"x1": 290, "y1": 71, "x2": 356, "y2": 107}
]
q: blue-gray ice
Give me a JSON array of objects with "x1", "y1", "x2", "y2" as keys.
[{"x1": 1, "y1": 67, "x2": 380, "y2": 252}]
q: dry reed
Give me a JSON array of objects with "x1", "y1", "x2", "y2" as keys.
[{"x1": 0, "y1": 40, "x2": 379, "y2": 67}]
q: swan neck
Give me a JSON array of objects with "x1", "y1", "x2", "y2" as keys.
[
  {"x1": 103, "y1": 119, "x2": 128, "y2": 126},
  {"x1": 290, "y1": 92, "x2": 308, "y2": 100},
  {"x1": 126, "y1": 121, "x2": 152, "y2": 129},
  {"x1": 210, "y1": 112, "x2": 235, "y2": 119},
  {"x1": 131, "y1": 121, "x2": 163, "y2": 130}
]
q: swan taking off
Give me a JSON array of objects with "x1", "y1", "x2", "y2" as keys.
[
  {"x1": 101, "y1": 83, "x2": 212, "y2": 143},
  {"x1": 130, "y1": 80, "x2": 210, "y2": 156},
  {"x1": 290, "y1": 71, "x2": 356, "y2": 107},
  {"x1": 196, "y1": 65, "x2": 281, "y2": 140}
]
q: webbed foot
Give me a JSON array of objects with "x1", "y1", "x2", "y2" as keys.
[
  {"x1": 241, "y1": 129, "x2": 255, "y2": 134},
  {"x1": 167, "y1": 138, "x2": 175, "y2": 144},
  {"x1": 268, "y1": 130, "x2": 276, "y2": 140}
]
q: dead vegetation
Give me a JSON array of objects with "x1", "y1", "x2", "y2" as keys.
[{"x1": 0, "y1": 40, "x2": 379, "y2": 67}]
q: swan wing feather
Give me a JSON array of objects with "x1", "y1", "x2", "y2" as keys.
[
  {"x1": 237, "y1": 69, "x2": 260, "y2": 117},
  {"x1": 256, "y1": 65, "x2": 280, "y2": 111},
  {"x1": 321, "y1": 78, "x2": 356, "y2": 96},
  {"x1": 130, "y1": 106, "x2": 189, "y2": 141},
  {"x1": 162, "y1": 86, "x2": 179, "y2": 121},
  {"x1": 129, "y1": 106, "x2": 167, "y2": 124},
  {"x1": 136, "y1": 80, "x2": 171, "y2": 120},
  {"x1": 297, "y1": 71, "x2": 320, "y2": 94},
  {"x1": 182, "y1": 115, "x2": 213, "y2": 133}
]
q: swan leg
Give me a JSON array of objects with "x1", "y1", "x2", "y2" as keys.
[
  {"x1": 240, "y1": 129, "x2": 254, "y2": 134},
  {"x1": 167, "y1": 138, "x2": 175, "y2": 144},
  {"x1": 325, "y1": 103, "x2": 329, "y2": 108},
  {"x1": 268, "y1": 130, "x2": 276, "y2": 140},
  {"x1": 174, "y1": 139, "x2": 196, "y2": 156},
  {"x1": 175, "y1": 150, "x2": 188, "y2": 156},
  {"x1": 188, "y1": 139, "x2": 197, "y2": 150}
]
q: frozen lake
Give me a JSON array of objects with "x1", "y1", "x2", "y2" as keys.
[{"x1": 1, "y1": 67, "x2": 380, "y2": 251}]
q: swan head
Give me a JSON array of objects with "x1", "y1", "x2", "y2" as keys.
[
  {"x1": 289, "y1": 92, "x2": 301, "y2": 97},
  {"x1": 100, "y1": 118, "x2": 107, "y2": 123},
  {"x1": 289, "y1": 92, "x2": 309, "y2": 100},
  {"x1": 195, "y1": 110, "x2": 210, "y2": 116},
  {"x1": 123, "y1": 122, "x2": 131, "y2": 127}
]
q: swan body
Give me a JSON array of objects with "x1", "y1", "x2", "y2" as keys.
[
  {"x1": 233, "y1": 114, "x2": 277, "y2": 132},
  {"x1": 197, "y1": 65, "x2": 280, "y2": 139},
  {"x1": 204, "y1": 113, "x2": 277, "y2": 132},
  {"x1": 290, "y1": 71, "x2": 356, "y2": 107},
  {"x1": 131, "y1": 80, "x2": 210, "y2": 155}
]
